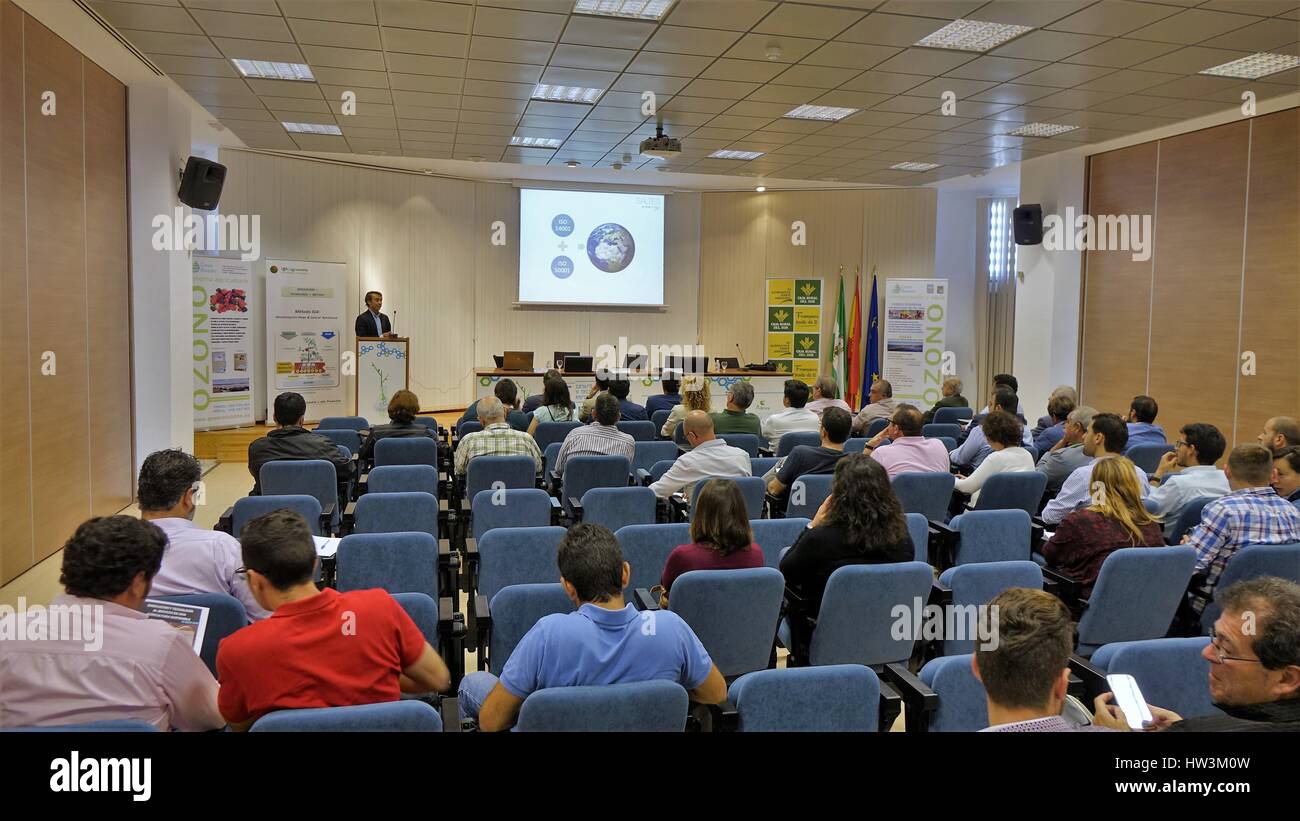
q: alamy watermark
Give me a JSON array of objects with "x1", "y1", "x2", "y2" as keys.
[
  {"x1": 151, "y1": 207, "x2": 261, "y2": 261},
  {"x1": 891, "y1": 597, "x2": 1000, "y2": 651},
  {"x1": 594, "y1": 336, "x2": 706, "y2": 375},
  {"x1": 1042, "y1": 206, "x2": 1152, "y2": 263},
  {"x1": 0, "y1": 597, "x2": 103, "y2": 651}
]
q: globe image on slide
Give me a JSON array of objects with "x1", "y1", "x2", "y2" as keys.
[{"x1": 586, "y1": 223, "x2": 635, "y2": 273}]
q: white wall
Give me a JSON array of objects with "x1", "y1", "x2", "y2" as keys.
[{"x1": 934, "y1": 191, "x2": 979, "y2": 400}]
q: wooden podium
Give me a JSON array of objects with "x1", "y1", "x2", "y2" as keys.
[{"x1": 355, "y1": 337, "x2": 409, "y2": 426}]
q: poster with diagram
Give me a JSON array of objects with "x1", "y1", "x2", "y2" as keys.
[
  {"x1": 766, "y1": 277, "x2": 822, "y2": 382},
  {"x1": 265, "y1": 259, "x2": 347, "y2": 422}
]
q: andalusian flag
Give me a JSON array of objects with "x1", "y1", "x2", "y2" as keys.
[
  {"x1": 829, "y1": 276, "x2": 846, "y2": 392},
  {"x1": 846, "y1": 275, "x2": 862, "y2": 409}
]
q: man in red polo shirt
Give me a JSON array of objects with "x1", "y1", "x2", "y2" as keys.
[{"x1": 215, "y1": 510, "x2": 451, "y2": 730}]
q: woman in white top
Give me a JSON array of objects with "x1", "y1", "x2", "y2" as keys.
[
  {"x1": 527, "y1": 377, "x2": 576, "y2": 435},
  {"x1": 954, "y1": 410, "x2": 1036, "y2": 504},
  {"x1": 661, "y1": 375, "x2": 711, "y2": 445}
]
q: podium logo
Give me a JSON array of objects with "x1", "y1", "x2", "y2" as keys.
[
  {"x1": 50, "y1": 752, "x2": 151, "y2": 802},
  {"x1": 151, "y1": 207, "x2": 261, "y2": 262}
]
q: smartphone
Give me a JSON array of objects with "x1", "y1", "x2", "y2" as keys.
[{"x1": 1107, "y1": 674, "x2": 1154, "y2": 730}]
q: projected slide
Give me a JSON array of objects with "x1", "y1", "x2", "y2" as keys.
[{"x1": 518, "y1": 188, "x2": 665, "y2": 306}]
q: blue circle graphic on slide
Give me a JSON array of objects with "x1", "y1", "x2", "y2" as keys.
[
  {"x1": 551, "y1": 213, "x2": 575, "y2": 237},
  {"x1": 551, "y1": 256, "x2": 574, "y2": 278},
  {"x1": 586, "y1": 223, "x2": 635, "y2": 273}
]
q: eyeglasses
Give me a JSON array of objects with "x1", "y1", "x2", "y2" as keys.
[
  {"x1": 1175, "y1": 440, "x2": 1188, "y2": 448},
  {"x1": 1208, "y1": 626, "x2": 1262, "y2": 665}
]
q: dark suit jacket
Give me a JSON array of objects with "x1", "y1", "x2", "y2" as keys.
[
  {"x1": 355, "y1": 311, "x2": 391, "y2": 338},
  {"x1": 247, "y1": 426, "x2": 353, "y2": 495}
]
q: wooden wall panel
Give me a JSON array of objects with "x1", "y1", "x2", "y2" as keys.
[
  {"x1": 698, "y1": 191, "x2": 771, "y2": 371},
  {"x1": 1235, "y1": 108, "x2": 1300, "y2": 446}
]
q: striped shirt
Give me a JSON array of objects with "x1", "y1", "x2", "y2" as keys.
[
  {"x1": 454, "y1": 422, "x2": 543, "y2": 476},
  {"x1": 1186, "y1": 486, "x2": 1300, "y2": 613},
  {"x1": 554, "y1": 423, "x2": 635, "y2": 475}
]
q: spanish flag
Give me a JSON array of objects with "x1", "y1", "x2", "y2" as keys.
[{"x1": 846, "y1": 275, "x2": 862, "y2": 409}]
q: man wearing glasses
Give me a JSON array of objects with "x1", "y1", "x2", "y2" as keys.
[{"x1": 1146, "y1": 423, "x2": 1230, "y2": 540}]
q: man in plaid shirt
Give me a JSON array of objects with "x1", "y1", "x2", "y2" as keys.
[
  {"x1": 1185, "y1": 444, "x2": 1300, "y2": 614},
  {"x1": 554, "y1": 393, "x2": 635, "y2": 476},
  {"x1": 454, "y1": 396, "x2": 543, "y2": 476}
]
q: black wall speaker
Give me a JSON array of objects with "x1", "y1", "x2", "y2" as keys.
[
  {"x1": 1013, "y1": 204, "x2": 1043, "y2": 245},
  {"x1": 177, "y1": 156, "x2": 227, "y2": 210}
]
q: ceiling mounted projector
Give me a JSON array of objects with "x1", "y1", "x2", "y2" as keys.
[{"x1": 639, "y1": 125, "x2": 681, "y2": 160}]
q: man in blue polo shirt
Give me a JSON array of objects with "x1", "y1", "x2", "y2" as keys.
[{"x1": 459, "y1": 523, "x2": 726, "y2": 730}]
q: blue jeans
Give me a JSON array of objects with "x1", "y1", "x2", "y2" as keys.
[{"x1": 458, "y1": 671, "x2": 500, "y2": 724}]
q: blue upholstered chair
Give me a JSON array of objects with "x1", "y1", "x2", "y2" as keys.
[
  {"x1": 515, "y1": 680, "x2": 689, "y2": 732},
  {"x1": 667, "y1": 567, "x2": 784, "y2": 678},
  {"x1": 728, "y1": 665, "x2": 881, "y2": 732},
  {"x1": 250, "y1": 701, "x2": 442, "y2": 732}
]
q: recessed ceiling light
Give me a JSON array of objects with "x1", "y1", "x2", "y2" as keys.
[
  {"x1": 421, "y1": 169, "x2": 434, "y2": 175},
  {"x1": 1199, "y1": 52, "x2": 1300, "y2": 79},
  {"x1": 532, "y1": 84, "x2": 604, "y2": 104},
  {"x1": 890, "y1": 162, "x2": 941, "y2": 172},
  {"x1": 915, "y1": 19, "x2": 1033, "y2": 52},
  {"x1": 565, "y1": 159, "x2": 580, "y2": 168},
  {"x1": 755, "y1": 185, "x2": 766, "y2": 192},
  {"x1": 709, "y1": 149, "x2": 765, "y2": 160},
  {"x1": 784, "y1": 104, "x2": 859, "y2": 122},
  {"x1": 510, "y1": 135, "x2": 562, "y2": 149},
  {"x1": 366, "y1": 149, "x2": 386, "y2": 155},
  {"x1": 572, "y1": 0, "x2": 674, "y2": 21},
  {"x1": 282, "y1": 122, "x2": 341, "y2": 135},
  {"x1": 232, "y1": 59, "x2": 315, "y2": 81},
  {"x1": 468, "y1": 155, "x2": 485, "y2": 162},
  {"x1": 1005, "y1": 122, "x2": 1078, "y2": 137}
]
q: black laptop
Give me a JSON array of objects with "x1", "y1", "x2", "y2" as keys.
[{"x1": 562, "y1": 355, "x2": 594, "y2": 373}]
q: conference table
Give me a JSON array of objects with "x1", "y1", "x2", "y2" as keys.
[{"x1": 473, "y1": 368, "x2": 797, "y2": 420}]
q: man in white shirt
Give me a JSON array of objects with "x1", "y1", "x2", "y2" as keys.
[
  {"x1": 761, "y1": 379, "x2": 820, "y2": 453},
  {"x1": 651, "y1": 411, "x2": 751, "y2": 500},
  {"x1": 805, "y1": 376, "x2": 851, "y2": 419},
  {"x1": 138, "y1": 448, "x2": 270, "y2": 620},
  {"x1": 1148, "y1": 423, "x2": 1230, "y2": 538},
  {"x1": 1041, "y1": 413, "x2": 1149, "y2": 525},
  {"x1": 851, "y1": 379, "x2": 902, "y2": 435}
]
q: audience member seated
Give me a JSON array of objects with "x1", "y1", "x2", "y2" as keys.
[
  {"x1": 138, "y1": 448, "x2": 269, "y2": 620},
  {"x1": 522, "y1": 369, "x2": 562, "y2": 414},
  {"x1": 526, "y1": 377, "x2": 577, "y2": 434},
  {"x1": 1032, "y1": 386, "x2": 1077, "y2": 440},
  {"x1": 976, "y1": 588, "x2": 1111, "y2": 732},
  {"x1": 248, "y1": 392, "x2": 352, "y2": 496},
  {"x1": 762, "y1": 378, "x2": 820, "y2": 452},
  {"x1": 1184, "y1": 445, "x2": 1300, "y2": 617},
  {"x1": 1033, "y1": 393, "x2": 1076, "y2": 454},
  {"x1": 460, "y1": 379, "x2": 530, "y2": 432},
  {"x1": 646, "y1": 377, "x2": 682, "y2": 417},
  {"x1": 1125, "y1": 394, "x2": 1167, "y2": 451},
  {"x1": 1041, "y1": 457, "x2": 1165, "y2": 596},
  {"x1": 0, "y1": 516, "x2": 223, "y2": 731},
  {"x1": 952, "y1": 411, "x2": 1036, "y2": 505},
  {"x1": 1147, "y1": 423, "x2": 1230, "y2": 538},
  {"x1": 949, "y1": 390, "x2": 1030, "y2": 473},
  {"x1": 922, "y1": 376, "x2": 969, "y2": 425},
  {"x1": 851, "y1": 379, "x2": 902, "y2": 434},
  {"x1": 1036, "y1": 406, "x2": 1097, "y2": 497},
  {"x1": 780, "y1": 455, "x2": 913, "y2": 659},
  {"x1": 457, "y1": 524, "x2": 727, "y2": 730},
  {"x1": 359, "y1": 389, "x2": 435, "y2": 462},
  {"x1": 608, "y1": 377, "x2": 647, "y2": 422},
  {"x1": 1274, "y1": 446, "x2": 1300, "y2": 504},
  {"x1": 554, "y1": 393, "x2": 635, "y2": 475},
  {"x1": 579, "y1": 374, "x2": 611, "y2": 423},
  {"x1": 1096, "y1": 578, "x2": 1300, "y2": 732},
  {"x1": 766, "y1": 407, "x2": 852, "y2": 511},
  {"x1": 1260, "y1": 416, "x2": 1300, "y2": 451},
  {"x1": 710, "y1": 381, "x2": 762, "y2": 437},
  {"x1": 650, "y1": 411, "x2": 751, "y2": 500},
  {"x1": 805, "y1": 375, "x2": 851, "y2": 418},
  {"x1": 1041, "y1": 413, "x2": 1149, "y2": 526},
  {"x1": 216, "y1": 510, "x2": 451, "y2": 731},
  {"x1": 866, "y1": 404, "x2": 950, "y2": 479},
  {"x1": 658, "y1": 479, "x2": 765, "y2": 605},
  {"x1": 454, "y1": 396, "x2": 544, "y2": 477},
  {"x1": 661, "y1": 375, "x2": 711, "y2": 443},
  {"x1": 978, "y1": 373, "x2": 1025, "y2": 416}
]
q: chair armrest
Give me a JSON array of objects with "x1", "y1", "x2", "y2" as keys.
[
  {"x1": 437, "y1": 538, "x2": 451, "y2": 559},
  {"x1": 1068, "y1": 653, "x2": 1109, "y2": 703},
  {"x1": 216, "y1": 507, "x2": 234, "y2": 535},
  {"x1": 636, "y1": 468, "x2": 651, "y2": 486},
  {"x1": 321, "y1": 503, "x2": 337, "y2": 536},
  {"x1": 927, "y1": 521, "x2": 958, "y2": 569},
  {"x1": 548, "y1": 496, "x2": 563, "y2": 525},
  {"x1": 758, "y1": 447, "x2": 773, "y2": 457},
  {"x1": 668, "y1": 492, "x2": 689, "y2": 522},
  {"x1": 438, "y1": 596, "x2": 455, "y2": 628},
  {"x1": 568, "y1": 498, "x2": 583, "y2": 522},
  {"x1": 632, "y1": 588, "x2": 659, "y2": 611},
  {"x1": 687, "y1": 699, "x2": 738, "y2": 733},
  {"x1": 878, "y1": 680, "x2": 904, "y2": 733},
  {"x1": 1042, "y1": 565, "x2": 1082, "y2": 607},
  {"x1": 929, "y1": 579, "x2": 952, "y2": 607},
  {"x1": 883, "y1": 662, "x2": 938, "y2": 733},
  {"x1": 440, "y1": 697, "x2": 462, "y2": 732}
]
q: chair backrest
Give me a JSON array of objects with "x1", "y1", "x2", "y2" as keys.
[
  {"x1": 353, "y1": 491, "x2": 438, "y2": 536},
  {"x1": 651, "y1": 409, "x2": 671, "y2": 435},
  {"x1": 892, "y1": 472, "x2": 955, "y2": 523},
  {"x1": 937, "y1": 436, "x2": 958, "y2": 451},
  {"x1": 633, "y1": 441, "x2": 678, "y2": 474},
  {"x1": 1091, "y1": 638, "x2": 1222, "y2": 720},
  {"x1": 465, "y1": 454, "x2": 536, "y2": 499},
  {"x1": 673, "y1": 421, "x2": 689, "y2": 448},
  {"x1": 535, "y1": 421, "x2": 581, "y2": 450},
  {"x1": 316, "y1": 416, "x2": 367, "y2": 432},
  {"x1": 457, "y1": 420, "x2": 483, "y2": 438},
  {"x1": 905, "y1": 512, "x2": 929, "y2": 563},
  {"x1": 561, "y1": 455, "x2": 631, "y2": 514},
  {"x1": 472, "y1": 488, "x2": 553, "y2": 540},
  {"x1": 233, "y1": 494, "x2": 322, "y2": 538},
  {"x1": 1076, "y1": 546, "x2": 1198, "y2": 653},
  {"x1": 1201, "y1": 542, "x2": 1300, "y2": 628},
  {"x1": 374, "y1": 436, "x2": 438, "y2": 468},
  {"x1": 669, "y1": 567, "x2": 784, "y2": 678},
  {"x1": 314, "y1": 428, "x2": 362, "y2": 455},
  {"x1": 392, "y1": 592, "x2": 440, "y2": 645},
  {"x1": 865, "y1": 418, "x2": 889, "y2": 437},
  {"x1": 617, "y1": 420, "x2": 656, "y2": 441},
  {"x1": 250, "y1": 700, "x2": 442, "y2": 732},
  {"x1": 515, "y1": 680, "x2": 689, "y2": 732},
  {"x1": 728, "y1": 665, "x2": 880, "y2": 732},
  {"x1": 933, "y1": 406, "x2": 973, "y2": 424},
  {"x1": 691, "y1": 476, "x2": 765, "y2": 520},
  {"x1": 367, "y1": 464, "x2": 439, "y2": 497},
  {"x1": 646, "y1": 459, "x2": 675, "y2": 484},
  {"x1": 259, "y1": 460, "x2": 337, "y2": 523},
  {"x1": 488, "y1": 583, "x2": 573, "y2": 676},
  {"x1": 949, "y1": 509, "x2": 1032, "y2": 565},
  {"x1": 918, "y1": 654, "x2": 987, "y2": 732},
  {"x1": 971, "y1": 471, "x2": 1048, "y2": 515},
  {"x1": 922, "y1": 423, "x2": 962, "y2": 440},
  {"x1": 1167, "y1": 495, "x2": 1212, "y2": 544},
  {"x1": 843, "y1": 437, "x2": 870, "y2": 454},
  {"x1": 412, "y1": 416, "x2": 440, "y2": 429},
  {"x1": 776, "y1": 431, "x2": 821, "y2": 458},
  {"x1": 337, "y1": 532, "x2": 439, "y2": 597},
  {"x1": 478, "y1": 526, "x2": 568, "y2": 601},
  {"x1": 718, "y1": 433, "x2": 760, "y2": 457},
  {"x1": 4, "y1": 720, "x2": 160, "y2": 732},
  {"x1": 1127, "y1": 443, "x2": 1176, "y2": 474},
  {"x1": 809, "y1": 561, "x2": 935, "y2": 667},
  {"x1": 750, "y1": 456, "x2": 779, "y2": 477},
  {"x1": 616, "y1": 522, "x2": 693, "y2": 592},
  {"x1": 939, "y1": 561, "x2": 1043, "y2": 655},
  {"x1": 543, "y1": 442, "x2": 562, "y2": 477},
  {"x1": 149, "y1": 593, "x2": 248, "y2": 676},
  {"x1": 581, "y1": 486, "x2": 657, "y2": 531},
  {"x1": 750, "y1": 517, "x2": 809, "y2": 570},
  {"x1": 786, "y1": 473, "x2": 834, "y2": 520}
]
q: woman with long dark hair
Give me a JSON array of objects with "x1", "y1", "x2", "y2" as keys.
[
  {"x1": 527, "y1": 377, "x2": 575, "y2": 435},
  {"x1": 656, "y1": 479, "x2": 764, "y2": 605}
]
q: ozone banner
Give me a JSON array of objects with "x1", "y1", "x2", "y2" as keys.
[
  {"x1": 882, "y1": 278, "x2": 948, "y2": 407},
  {"x1": 193, "y1": 256, "x2": 254, "y2": 430},
  {"x1": 265, "y1": 259, "x2": 347, "y2": 423}
]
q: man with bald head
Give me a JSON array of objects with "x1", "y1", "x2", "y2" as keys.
[
  {"x1": 1260, "y1": 417, "x2": 1299, "y2": 452},
  {"x1": 453, "y1": 395, "x2": 544, "y2": 476},
  {"x1": 650, "y1": 410, "x2": 751, "y2": 500}
]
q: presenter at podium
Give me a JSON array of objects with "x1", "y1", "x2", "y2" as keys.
[{"x1": 355, "y1": 290, "x2": 397, "y2": 338}]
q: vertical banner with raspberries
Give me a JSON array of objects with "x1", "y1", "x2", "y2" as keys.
[
  {"x1": 193, "y1": 256, "x2": 255, "y2": 430},
  {"x1": 765, "y1": 277, "x2": 822, "y2": 384}
]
